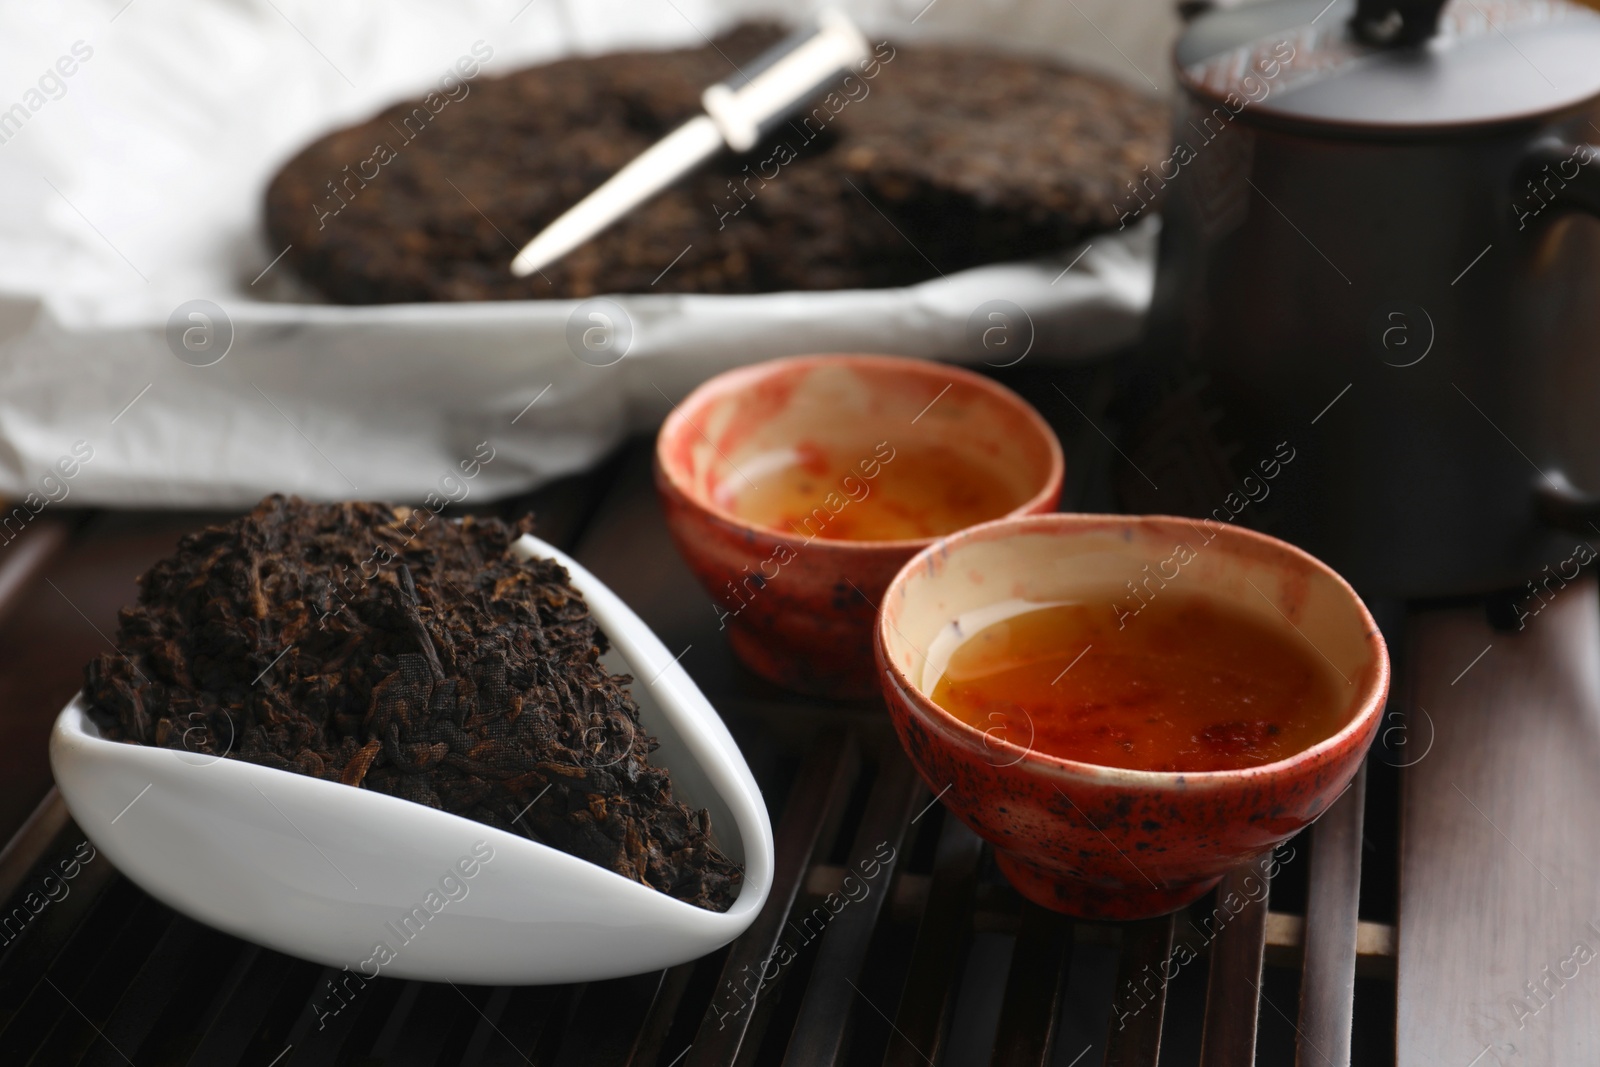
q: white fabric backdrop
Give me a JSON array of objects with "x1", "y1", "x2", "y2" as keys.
[{"x1": 0, "y1": 0, "x2": 1179, "y2": 506}]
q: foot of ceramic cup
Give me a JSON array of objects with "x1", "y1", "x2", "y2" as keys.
[
  {"x1": 725, "y1": 626, "x2": 877, "y2": 700},
  {"x1": 993, "y1": 848, "x2": 1222, "y2": 921}
]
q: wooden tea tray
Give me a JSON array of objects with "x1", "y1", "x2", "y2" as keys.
[{"x1": 0, "y1": 366, "x2": 1587, "y2": 1064}]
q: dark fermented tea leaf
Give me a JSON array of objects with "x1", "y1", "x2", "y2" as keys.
[{"x1": 85, "y1": 495, "x2": 742, "y2": 911}]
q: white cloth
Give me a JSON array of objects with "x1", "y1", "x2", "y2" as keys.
[{"x1": 0, "y1": 0, "x2": 1174, "y2": 506}]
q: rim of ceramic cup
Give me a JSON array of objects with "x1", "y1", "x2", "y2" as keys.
[
  {"x1": 655, "y1": 353, "x2": 1065, "y2": 552},
  {"x1": 876, "y1": 512, "x2": 1392, "y2": 787}
]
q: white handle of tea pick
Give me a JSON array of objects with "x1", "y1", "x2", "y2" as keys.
[
  {"x1": 509, "y1": 11, "x2": 870, "y2": 278},
  {"x1": 510, "y1": 116, "x2": 723, "y2": 278},
  {"x1": 701, "y1": 11, "x2": 871, "y2": 153}
]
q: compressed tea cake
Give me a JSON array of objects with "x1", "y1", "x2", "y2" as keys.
[{"x1": 264, "y1": 24, "x2": 1169, "y2": 302}]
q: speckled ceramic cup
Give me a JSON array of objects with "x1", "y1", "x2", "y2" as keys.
[
  {"x1": 876, "y1": 513, "x2": 1390, "y2": 920},
  {"x1": 655, "y1": 354, "x2": 1062, "y2": 699}
]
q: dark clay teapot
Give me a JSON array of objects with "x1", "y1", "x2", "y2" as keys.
[{"x1": 1128, "y1": 0, "x2": 1600, "y2": 598}]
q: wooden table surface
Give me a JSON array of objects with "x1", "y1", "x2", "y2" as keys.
[{"x1": 1399, "y1": 576, "x2": 1600, "y2": 1066}]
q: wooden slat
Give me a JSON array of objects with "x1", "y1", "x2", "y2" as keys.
[
  {"x1": 79, "y1": 918, "x2": 212, "y2": 1067},
  {"x1": 0, "y1": 519, "x2": 72, "y2": 625},
  {"x1": 0, "y1": 791, "x2": 70, "y2": 913},
  {"x1": 287, "y1": 972, "x2": 408, "y2": 1067},
  {"x1": 687, "y1": 732, "x2": 859, "y2": 1067},
  {"x1": 1103, "y1": 915, "x2": 1176, "y2": 1067},
  {"x1": 27, "y1": 894, "x2": 174, "y2": 1064},
  {"x1": 278, "y1": 966, "x2": 372, "y2": 1064},
  {"x1": 1198, "y1": 865, "x2": 1270, "y2": 1067},
  {"x1": 780, "y1": 755, "x2": 924, "y2": 1067},
  {"x1": 366, "y1": 981, "x2": 426, "y2": 1063},
  {"x1": 133, "y1": 926, "x2": 250, "y2": 1056},
  {"x1": 456, "y1": 985, "x2": 516, "y2": 1067},
  {"x1": 380, "y1": 982, "x2": 494, "y2": 1067},
  {"x1": 0, "y1": 876, "x2": 146, "y2": 1061},
  {"x1": 400, "y1": 985, "x2": 492, "y2": 1067},
  {"x1": 472, "y1": 985, "x2": 574, "y2": 1067},
  {"x1": 0, "y1": 848, "x2": 122, "y2": 1032},
  {"x1": 1296, "y1": 761, "x2": 1367, "y2": 1067},
  {"x1": 1264, "y1": 914, "x2": 1395, "y2": 980},
  {"x1": 181, "y1": 950, "x2": 309, "y2": 1066},
  {"x1": 885, "y1": 815, "x2": 984, "y2": 1067},
  {"x1": 372, "y1": 981, "x2": 496, "y2": 1067},
  {"x1": 623, "y1": 962, "x2": 701, "y2": 1067},
  {"x1": 0, "y1": 519, "x2": 85, "y2": 841},
  {"x1": 989, "y1": 902, "x2": 1075, "y2": 1067},
  {"x1": 1399, "y1": 576, "x2": 1600, "y2": 1066},
  {"x1": 105, "y1": 924, "x2": 252, "y2": 1066},
  {"x1": 553, "y1": 966, "x2": 695, "y2": 1067}
]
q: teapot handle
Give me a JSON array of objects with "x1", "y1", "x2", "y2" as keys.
[
  {"x1": 1518, "y1": 140, "x2": 1600, "y2": 225},
  {"x1": 1521, "y1": 140, "x2": 1600, "y2": 533},
  {"x1": 1535, "y1": 472, "x2": 1600, "y2": 534}
]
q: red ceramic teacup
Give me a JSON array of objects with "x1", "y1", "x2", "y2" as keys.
[
  {"x1": 655, "y1": 354, "x2": 1063, "y2": 699},
  {"x1": 876, "y1": 513, "x2": 1390, "y2": 920}
]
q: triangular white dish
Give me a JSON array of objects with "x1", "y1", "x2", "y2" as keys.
[{"x1": 50, "y1": 534, "x2": 773, "y2": 984}]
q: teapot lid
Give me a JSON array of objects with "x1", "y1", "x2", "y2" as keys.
[{"x1": 1176, "y1": 0, "x2": 1600, "y2": 131}]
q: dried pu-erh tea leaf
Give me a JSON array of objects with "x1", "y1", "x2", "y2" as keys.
[{"x1": 85, "y1": 495, "x2": 743, "y2": 911}]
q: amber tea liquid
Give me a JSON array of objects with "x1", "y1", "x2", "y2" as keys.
[
  {"x1": 721, "y1": 440, "x2": 1023, "y2": 541},
  {"x1": 930, "y1": 591, "x2": 1350, "y2": 772}
]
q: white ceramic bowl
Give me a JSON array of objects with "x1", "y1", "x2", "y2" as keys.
[{"x1": 49, "y1": 534, "x2": 773, "y2": 984}]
